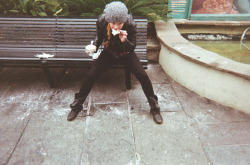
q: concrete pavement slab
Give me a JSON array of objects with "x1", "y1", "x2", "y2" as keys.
[
  {"x1": 0, "y1": 103, "x2": 32, "y2": 165},
  {"x1": 204, "y1": 145, "x2": 250, "y2": 165},
  {"x1": 128, "y1": 84, "x2": 182, "y2": 113},
  {"x1": 0, "y1": 81, "x2": 47, "y2": 104},
  {"x1": 81, "y1": 103, "x2": 135, "y2": 165},
  {"x1": 130, "y1": 111, "x2": 208, "y2": 165},
  {"x1": 138, "y1": 64, "x2": 170, "y2": 84},
  {"x1": 193, "y1": 122, "x2": 250, "y2": 146},
  {"x1": 7, "y1": 104, "x2": 86, "y2": 165},
  {"x1": 178, "y1": 93, "x2": 250, "y2": 124}
]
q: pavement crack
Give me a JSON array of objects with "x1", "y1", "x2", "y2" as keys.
[
  {"x1": 5, "y1": 115, "x2": 32, "y2": 165},
  {"x1": 79, "y1": 95, "x2": 92, "y2": 165},
  {"x1": 126, "y1": 90, "x2": 140, "y2": 164},
  {"x1": 168, "y1": 82, "x2": 212, "y2": 164}
]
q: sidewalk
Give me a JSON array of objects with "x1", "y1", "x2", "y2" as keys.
[{"x1": 0, "y1": 64, "x2": 249, "y2": 165}]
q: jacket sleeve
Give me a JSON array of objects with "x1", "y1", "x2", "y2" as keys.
[
  {"x1": 122, "y1": 23, "x2": 136, "y2": 52},
  {"x1": 94, "y1": 19, "x2": 104, "y2": 51}
]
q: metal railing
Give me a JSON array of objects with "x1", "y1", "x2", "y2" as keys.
[{"x1": 240, "y1": 27, "x2": 250, "y2": 50}]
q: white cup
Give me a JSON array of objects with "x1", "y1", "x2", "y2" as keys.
[{"x1": 85, "y1": 44, "x2": 95, "y2": 56}]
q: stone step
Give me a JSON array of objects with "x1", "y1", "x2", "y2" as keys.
[{"x1": 147, "y1": 37, "x2": 161, "y2": 63}]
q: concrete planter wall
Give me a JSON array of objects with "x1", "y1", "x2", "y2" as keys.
[{"x1": 155, "y1": 20, "x2": 250, "y2": 114}]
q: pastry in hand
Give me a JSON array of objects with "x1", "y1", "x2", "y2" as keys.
[{"x1": 112, "y1": 29, "x2": 120, "y2": 36}]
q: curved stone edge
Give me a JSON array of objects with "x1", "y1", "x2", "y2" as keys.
[{"x1": 155, "y1": 20, "x2": 250, "y2": 114}]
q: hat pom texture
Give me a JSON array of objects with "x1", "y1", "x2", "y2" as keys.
[{"x1": 104, "y1": 1, "x2": 128, "y2": 23}]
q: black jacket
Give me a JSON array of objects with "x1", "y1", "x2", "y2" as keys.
[{"x1": 94, "y1": 13, "x2": 137, "y2": 55}]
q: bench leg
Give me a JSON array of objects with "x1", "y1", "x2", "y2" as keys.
[
  {"x1": 125, "y1": 67, "x2": 131, "y2": 90},
  {"x1": 41, "y1": 61, "x2": 56, "y2": 88},
  {"x1": 58, "y1": 67, "x2": 68, "y2": 84},
  {"x1": 0, "y1": 62, "x2": 4, "y2": 71}
]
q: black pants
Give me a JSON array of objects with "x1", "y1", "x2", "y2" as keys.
[{"x1": 78, "y1": 49, "x2": 155, "y2": 100}]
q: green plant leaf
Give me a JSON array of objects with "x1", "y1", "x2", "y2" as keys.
[
  {"x1": 46, "y1": 0, "x2": 58, "y2": 6},
  {"x1": 9, "y1": 10, "x2": 20, "y2": 13},
  {"x1": 93, "y1": 8, "x2": 103, "y2": 15},
  {"x1": 147, "y1": 13, "x2": 157, "y2": 16},
  {"x1": 30, "y1": 10, "x2": 37, "y2": 16},
  {"x1": 80, "y1": 13, "x2": 95, "y2": 16},
  {"x1": 130, "y1": 0, "x2": 148, "y2": 10},
  {"x1": 134, "y1": 7, "x2": 155, "y2": 14},
  {"x1": 38, "y1": 12, "x2": 47, "y2": 16},
  {"x1": 35, "y1": 0, "x2": 45, "y2": 3},
  {"x1": 23, "y1": 0, "x2": 30, "y2": 5}
]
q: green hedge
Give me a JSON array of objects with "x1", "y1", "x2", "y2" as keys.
[{"x1": 0, "y1": 0, "x2": 170, "y2": 22}]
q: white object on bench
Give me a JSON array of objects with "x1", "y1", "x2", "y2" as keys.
[{"x1": 34, "y1": 53, "x2": 54, "y2": 59}]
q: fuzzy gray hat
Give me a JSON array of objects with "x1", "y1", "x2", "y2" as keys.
[{"x1": 104, "y1": 1, "x2": 128, "y2": 23}]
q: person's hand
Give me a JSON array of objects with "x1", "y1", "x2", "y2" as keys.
[
  {"x1": 119, "y1": 30, "x2": 127, "y2": 42},
  {"x1": 85, "y1": 46, "x2": 97, "y2": 54}
]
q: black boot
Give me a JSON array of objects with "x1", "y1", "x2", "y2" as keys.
[
  {"x1": 67, "y1": 93, "x2": 86, "y2": 121},
  {"x1": 148, "y1": 96, "x2": 163, "y2": 124}
]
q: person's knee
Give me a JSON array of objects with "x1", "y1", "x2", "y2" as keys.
[{"x1": 136, "y1": 72, "x2": 149, "y2": 82}]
